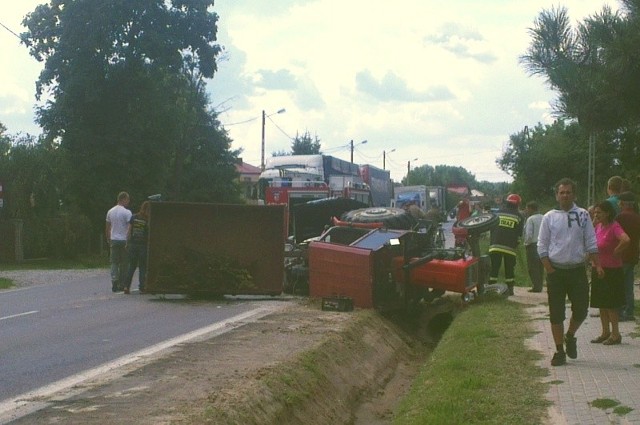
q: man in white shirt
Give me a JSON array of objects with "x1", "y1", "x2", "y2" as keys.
[
  {"x1": 106, "y1": 191, "x2": 132, "y2": 293},
  {"x1": 523, "y1": 201, "x2": 544, "y2": 292},
  {"x1": 538, "y1": 178, "x2": 602, "y2": 367}
]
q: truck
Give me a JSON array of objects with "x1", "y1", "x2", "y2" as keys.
[
  {"x1": 427, "y1": 186, "x2": 446, "y2": 212},
  {"x1": 390, "y1": 185, "x2": 446, "y2": 214},
  {"x1": 359, "y1": 164, "x2": 393, "y2": 207},
  {"x1": 258, "y1": 155, "x2": 372, "y2": 237}
]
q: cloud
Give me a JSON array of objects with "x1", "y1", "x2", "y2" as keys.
[
  {"x1": 253, "y1": 68, "x2": 325, "y2": 110},
  {"x1": 255, "y1": 69, "x2": 298, "y2": 90},
  {"x1": 355, "y1": 70, "x2": 455, "y2": 103},
  {"x1": 294, "y1": 76, "x2": 325, "y2": 110},
  {"x1": 424, "y1": 22, "x2": 497, "y2": 64}
]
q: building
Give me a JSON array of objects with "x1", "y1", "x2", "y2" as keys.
[{"x1": 235, "y1": 159, "x2": 262, "y2": 204}]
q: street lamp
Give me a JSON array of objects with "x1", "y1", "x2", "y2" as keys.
[
  {"x1": 407, "y1": 157, "x2": 418, "y2": 175},
  {"x1": 350, "y1": 139, "x2": 367, "y2": 163},
  {"x1": 383, "y1": 148, "x2": 395, "y2": 170},
  {"x1": 261, "y1": 108, "x2": 286, "y2": 170}
]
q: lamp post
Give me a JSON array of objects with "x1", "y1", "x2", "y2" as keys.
[
  {"x1": 261, "y1": 108, "x2": 286, "y2": 170},
  {"x1": 350, "y1": 139, "x2": 367, "y2": 163},
  {"x1": 383, "y1": 148, "x2": 395, "y2": 170},
  {"x1": 407, "y1": 157, "x2": 418, "y2": 175}
]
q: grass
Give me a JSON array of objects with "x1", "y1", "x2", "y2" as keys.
[
  {"x1": 0, "y1": 254, "x2": 109, "y2": 271},
  {"x1": 0, "y1": 277, "x2": 13, "y2": 289},
  {"x1": 393, "y1": 295, "x2": 550, "y2": 425}
]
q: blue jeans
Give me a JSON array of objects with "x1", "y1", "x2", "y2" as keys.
[
  {"x1": 109, "y1": 240, "x2": 128, "y2": 290},
  {"x1": 620, "y1": 263, "x2": 636, "y2": 318},
  {"x1": 126, "y1": 244, "x2": 148, "y2": 291}
]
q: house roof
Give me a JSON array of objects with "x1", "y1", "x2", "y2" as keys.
[{"x1": 236, "y1": 161, "x2": 261, "y2": 176}]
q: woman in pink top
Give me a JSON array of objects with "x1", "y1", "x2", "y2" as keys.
[{"x1": 590, "y1": 201, "x2": 630, "y2": 345}]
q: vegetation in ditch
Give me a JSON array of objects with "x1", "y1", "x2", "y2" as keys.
[{"x1": 394, "y1": 295, "x2": 550, "y2": 424}]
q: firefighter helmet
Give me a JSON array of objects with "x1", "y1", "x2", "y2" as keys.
[{"x1": 506, "y1": 193, "x2": 521, "y2": 206}]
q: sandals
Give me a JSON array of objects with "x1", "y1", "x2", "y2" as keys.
[
  {"x1": 603, "y1": 335, "x2": 622, "y2": 345},
  {"x1": 590, "y1": 335, "x2": 610, "y2": 343}
]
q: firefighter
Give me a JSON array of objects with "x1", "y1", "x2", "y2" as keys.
[{"x1": 488, "y1": 194, "x2": 525, "y2": 296}]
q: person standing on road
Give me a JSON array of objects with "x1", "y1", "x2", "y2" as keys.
[
  {"x1": 538, "y1": 178, "x2": 603, "y2": 367},
  {"x1": 106, "y1": 191, "x2": 132, "y2": 293},
  {"x1": 488, "y1": 194, "x2": 524, "y2": 296},
  {"x1": 456, "y1": 197, "x2": 470, "y2": 222},
  {"x1": 125, "y1": 200, "x2": 150, "y2": 294},
  {"x1": 589, "y1": 200, "x2": 629, "y2": 345},
  {"x1": 523, "y1": 201, "x2": 544, "y2": 293},
  {"x1": 615, "y1": 191, "x2": 640, "y2": 322}
]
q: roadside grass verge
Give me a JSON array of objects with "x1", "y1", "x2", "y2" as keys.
[
  {"x1": 0, "y1": 277, "x2": 12, "y2": 289},
  {"x1": 0, "y1": 254, "x2": 108, "y2": 271},
  {"x1": 394, "y1": 295, "x2": 550, "y2": 424}
]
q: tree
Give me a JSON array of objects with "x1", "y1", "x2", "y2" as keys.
[
  {"x1": 271, "y1": 131, "x2": 322, "y2": 156},
  {"x1": 497, "y1": 120, "x2": 619, "y2": 205},
  {"x1": 21, "y1": 0, "x2": 239, "y2": 229},
  {"x1": 520, "y1": 2, "x2": 640, "y2": 187},
  {"x1": 0, "y1": 129, "x2": 63, "y2": 220},
  {"x1": 406, "y1": 164, "x2": 477, "y2": 188},
  {"x1": 291, "y1": 131, "x2": 321, "y2": 155}
]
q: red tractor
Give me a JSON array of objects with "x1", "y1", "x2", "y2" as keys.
[{"x1": 307, "y1": 206, "x2": 499, "y2": 310}]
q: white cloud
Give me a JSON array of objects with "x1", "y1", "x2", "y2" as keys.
[{"x1": 1, "y1": 0, "x2": 620, "y2": 182}]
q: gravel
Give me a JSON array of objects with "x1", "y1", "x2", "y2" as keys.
[{"x1": 0, "y1": 269, "x2": 107, "y2": 288}]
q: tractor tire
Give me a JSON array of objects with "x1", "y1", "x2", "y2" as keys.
[
  {"x1": 340, "y1": 207, "x2": 417, "y2": 230},
  {"x1": 453, "y1": 213, "x2": 498, "y2": 236}
]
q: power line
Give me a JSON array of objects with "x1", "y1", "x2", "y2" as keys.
[
  {"x1": 267, "y1": 115, "x2": 293, "y2": 140},
  {"x1": 0, "y1": 21, "x2": 21, "y2": 40},
  {"x1": 223, "y1": 116, "x2": 258, "y2": 126}
]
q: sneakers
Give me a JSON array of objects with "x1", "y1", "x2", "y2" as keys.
[
  {"x1": 565, "y1": 335, "x2": 577, "y2": 359},
  {"x1": 551, "y1": 351, "x2": 566, "y2": 366}
]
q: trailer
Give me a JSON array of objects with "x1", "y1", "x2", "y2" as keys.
[{"x1": 359, "y1": 164, "x2": 393, "y2": 207}]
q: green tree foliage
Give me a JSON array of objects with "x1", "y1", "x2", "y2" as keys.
[
  {"x1": 520, "y1": 1, "x2": 640, "y2": 185},
  {"x1": 271, "y1": 131, "x2": 322, "y2": 156},
  {"x1": 21, "y1": 0, "x2": 240, "y2": 229},
  {"x1": 0, "y1": 128, "x2": 63, "y2": 220},
  {"x1": 405, "y1": 164, "x2": 476, "y2": 188},
  {"x1": 497, "y1": 121, "x2": 621, "y2": 205},
  {"x1": 291, "y1": 131, "x2": 321, "y2": 155}
]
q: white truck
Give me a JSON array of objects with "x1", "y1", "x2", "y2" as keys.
[{"x1": 391, "y1": 185, "x2": 446, "y2": 215}]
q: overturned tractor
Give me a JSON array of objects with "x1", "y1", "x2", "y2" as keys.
[{"x1": 287, "y1": 201, "x2": 500, "y2": 309}]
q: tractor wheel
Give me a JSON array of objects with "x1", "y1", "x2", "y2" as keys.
[
  {"x1": 341, "y1": 207, "x2": 416, "y2": 229},
  {"x1": 454, "y1": 213, "x2": 498, "y2": 235}
]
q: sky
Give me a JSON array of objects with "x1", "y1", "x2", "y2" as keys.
[{"x1": 1, "y1": 0, "x2": 619, "y2": 183}]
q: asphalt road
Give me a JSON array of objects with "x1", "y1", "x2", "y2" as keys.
[{"x1": 0, "y1": 273, "x2": 287, "y2": 408}]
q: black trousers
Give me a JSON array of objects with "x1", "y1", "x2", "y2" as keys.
[{"x1": 526, "y1": 243, "x2": 544, "y2": 291}]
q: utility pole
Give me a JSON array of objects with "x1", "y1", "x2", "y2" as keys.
[
  {"x1": 349, "y1": 139, "x2": 367, "y2": 163},
  {"x1": 587, "y1": 132, "x2": 596, "y2": 207},
  {"x1": 350, "y1": 139, "x2": 354, "y2": 163},
  {"x1": 383, "y1": 148, "x2": 395, "y2": 170},
  {"x1": 261, "y1": 110, "x2": 266, "y2": 171}
]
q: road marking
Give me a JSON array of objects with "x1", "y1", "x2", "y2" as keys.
[
  {"x1": 0, "y1": 311, "x2": 38, "y2": 321},
  {"x1": 0, "y1": 303, "x2": 287, "y2": 424}
]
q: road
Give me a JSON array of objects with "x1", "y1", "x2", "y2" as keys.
[{"x1": 0, "y1": 272, "x2": 288, "y2": 422}]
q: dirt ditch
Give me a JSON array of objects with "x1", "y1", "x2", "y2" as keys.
[{"x1": 10, "y1": 298, "x2": 456, "y2": 425}]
